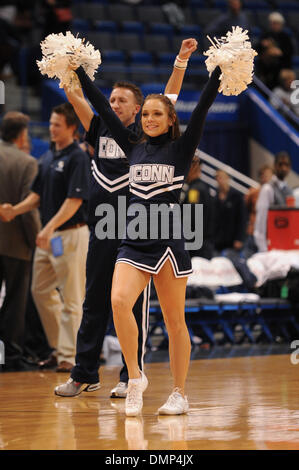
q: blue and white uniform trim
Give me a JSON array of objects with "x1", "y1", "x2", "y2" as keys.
[
  {"x1": 91, "y1": 160, "x2": 130, "y2": 193},
  {"x1": 116, "y1": 247, "x2": 193, "y2": 278}
]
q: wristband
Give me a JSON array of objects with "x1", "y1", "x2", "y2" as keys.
[{"x1": 174, "y1": 55, "x2": 189, "y2": 70}]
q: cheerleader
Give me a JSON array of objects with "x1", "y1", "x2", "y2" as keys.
[{"x1": 74, "y1": 62, "x2": 221, "y2": 416}]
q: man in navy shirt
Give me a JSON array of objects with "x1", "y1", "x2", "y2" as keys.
[{"x1": 2, "y1": 103, "x2": 90, "y2": 372}]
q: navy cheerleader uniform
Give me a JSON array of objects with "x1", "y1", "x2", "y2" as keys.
[
  {"x1": 71, "y1": 106, "x2": 150, "y2": 386},
  {"x1": 76, "y1": 66, "x2": 221, "y2": 278}
]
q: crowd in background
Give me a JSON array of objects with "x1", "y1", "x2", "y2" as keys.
[
  {"x1": 0, "y1": 0, "x2": 298, "y2": 371},
  {"x1": 0, "y1": 0, "x2": 298, "y2": 117}
]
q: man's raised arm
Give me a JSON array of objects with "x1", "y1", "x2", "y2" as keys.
[{"x1": 64, "y1": 85, "x2": 94, "y2": 132}]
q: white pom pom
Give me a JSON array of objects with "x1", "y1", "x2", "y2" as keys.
[
  {"x1": 204, "y1": 26, "x2": 257, "y2": 96},
  {"x1": 37, "y1": 31, "x2": 102, "y2": 92}
]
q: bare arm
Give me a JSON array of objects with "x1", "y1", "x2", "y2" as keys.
[
  {"x1": 164, "y1": 38, "x2": 198, "y2": 101},
  {"x1": 2, "y1": 192, "x2": 41, "y2": 221},
  {"x1": 36, "y1": 197, "x2": 83, "y2": 250},
  {"x1": 64, "y1": 85, "x2": 94, "y2": 132}
]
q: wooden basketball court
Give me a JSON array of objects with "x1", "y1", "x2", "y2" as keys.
[{"x1": 1, "y1": 353, "x2": 299, "y2": 451}]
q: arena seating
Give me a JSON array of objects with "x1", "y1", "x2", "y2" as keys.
[
  {"x1": 71, "y1": 1, "x2": 299, "y2": 88},
  {"x1": 148, "y1": 297, "x2": 299, "y2": 348}
]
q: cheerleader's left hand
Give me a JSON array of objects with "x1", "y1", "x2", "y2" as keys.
[{"x1": 178, "y1": 38, "x2": 198, "y2": 61}]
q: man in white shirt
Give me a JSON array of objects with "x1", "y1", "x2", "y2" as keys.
[{"x1": 254, "y1": 151, "x2": 293, "y2": 252}]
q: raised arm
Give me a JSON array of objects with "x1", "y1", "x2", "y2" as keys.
[
  {"x1": 75, "y1": 67, "x2": 135, "y2": 154},
  {"x1": 176, "y1": 66, "x2": 221, "y2": 159},
  {"x1": 64, "y1": 85, "x2": 94, "y2": 132},
  {"x1": 164, "y1": 38, "x2": 198, "y2": 102}
]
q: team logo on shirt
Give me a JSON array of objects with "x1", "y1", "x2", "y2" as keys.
[
  {"x1": 98, "y1": 137, "x2": 126, "y2": 159},
  {"x1": 129, "y1": 164, "x2": 175, "y2": 183},
  {"x1": 55, "y1": 160, "x2": 65, "y2": 172}
]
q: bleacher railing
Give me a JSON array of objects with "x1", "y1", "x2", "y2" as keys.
[
  {"x1": 253, "y1": 75, "x2": 299, "y2": 130},
  {"x1": 197, "y1": 149, "x2": 259, "y2": 195}
]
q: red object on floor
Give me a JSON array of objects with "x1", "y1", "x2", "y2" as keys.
[{"x1": 267, "y1": 207, "x2": 299, "y2": 250}]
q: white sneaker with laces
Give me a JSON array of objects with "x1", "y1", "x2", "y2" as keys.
[
  {"x1": 158, "y1": 389, "x2": 189, "y2": 415},
  {"x1": 110, "y1": 381, "x2": 128, "y2": 398},
  {"x1": 125, "y1": 371, "x2": 148, "y2": 417}
]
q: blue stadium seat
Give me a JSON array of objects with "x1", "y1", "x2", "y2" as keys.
[
  {"x1": 251, "y1": 26, "x2": 262, "y2": 36},
  {"x1": 121, "y1": 21, "x2": 144, "y2": 35},
  {"x1": 177, "y1": 24, "x2": 202, "y2": 37},
  {"x1": 292, "y1": 56, "x2": 299, "y2": 67},
  {"x1": 98, "y1": 65, "x2": 130, "y2": 84},
  {"x1": 141, "y1": 83, "x2": 164, "y2": 95},
  {"x1": 71, "y1": 19, "x2": 90, "y2": 32},
  {"x1": 31, "y1": 138, "x2": 49, "y2": 159},
  {"x1": 94, "y1": 20, "x2": 117, "y2": 33},
  {"x1": 129, "y1": 66, "x2": 157, "y2": 84},
  {"x1": 102, "y1": 50, "x2": 126, "y2": 65},
  {"x1": 149, "y1": 23, "x2": 174, "y2": 36},
  {"x1": 189, "y1": 54, "x2": 206, "y2": 67},
  {"x1": 129, "y1": 51, "x2": 153, "y2": 65},
  {"x1": 157, "y1": 52, "x2": 176, "y2": 65}
]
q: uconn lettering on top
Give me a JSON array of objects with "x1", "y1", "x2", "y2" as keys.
[
  {"x1": 98, "y1": 137, "x2": 126, "y2": 159},
  {"x1": 95, "y1": 196, "x2": 203, "y2": 251},
  {"x1": 130, "y1": 164, "x2": 175, "y2": 183}
]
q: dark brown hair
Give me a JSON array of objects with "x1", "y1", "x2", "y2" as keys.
[
  {"x1": 0, "y1": 111, "x2": 29, "y2": 143},
  {"x1": 275, "y1": 151, "x2": 291, "y2": 166},
  {"x1": 141, "y1": 94, "x2": 181, "y2": 140},
  {"x1": 52, "y1": 102, "x2": 80, "y2": 131},
  {"x1": 112, "y1": 81, "x2": 144, "y2": 106}
]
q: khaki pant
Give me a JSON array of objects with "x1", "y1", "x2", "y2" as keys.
[{"x1": 31, "y1": 225, "x2": 89, "y2": 364}]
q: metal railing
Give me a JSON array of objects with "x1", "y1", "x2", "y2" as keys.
[
  {"x1": 253, "y1": 75, "x2": 299, "y2": 130},
  {"x1": 198, "y1": 149, "x2": 259, "y2": 195}
]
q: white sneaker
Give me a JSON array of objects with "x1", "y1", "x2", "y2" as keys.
[
  {"x1": 110, "y1": 381, "x2": 128, "y2": 398},
  {"x1": 158, "y1": 389, "x2": 189, "y2": 415},
  {"x1": 125, "y1": 371, "x2": 148, "y2": 417}
]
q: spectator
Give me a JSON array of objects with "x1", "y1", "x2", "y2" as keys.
[
  {"x1": 180, "y1": 151, "x2": 215, "y2": 259},
  {"x1": 270, "y1": 69, "x2": 299, "y2": 118},
  {"x1": 213, "y1": 169, "x2": 247, "y2": 256},
  {"x1": 255, "y1": 12, "x2": 295, "y2": 90},
  {"x1": 254, "y1": 151, "x2": 293, "y2": 252},
  {"x1": 0, "y1": 111, "x2": 41, "y2": 371},
  {"x1": 205, "y1": 0, "x2": 251, "y2": 38},
  {"x1": 243, "y1": 164, "x2": 274, "y2": 258},
  {"x1": 1, "y1": 103, "x2": 90, "y2": 373},
  {"x1": 0, "y1": 16, "x2": 20, "y2": 79},
  {"x1": 41, "y1": 0, "x2": 73, "y2": 37}
]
